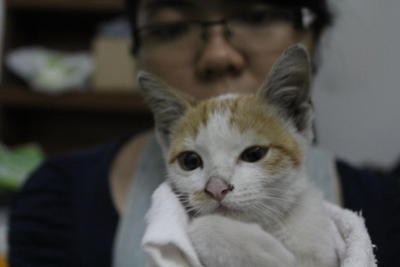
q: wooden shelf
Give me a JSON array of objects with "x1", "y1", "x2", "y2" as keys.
[
  {"x1": 0, "y1": 85, "x2": 150, "y2": 113},
  {"x1": 6, "y1": 0, "x2": 124, "y2": 11},
  {"x1": 1, "y1": 1, "x2": 150, "y2": 156}
]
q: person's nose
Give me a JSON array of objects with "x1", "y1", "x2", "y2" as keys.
[{"x1": 196, "y1": 25, "x2": 245, "y2": 81}]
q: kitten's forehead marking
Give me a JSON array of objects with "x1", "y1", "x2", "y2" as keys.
[
  {"x1": 170, "y1": 97, "x2": 234, "y2": 146},
  {"x1": 227, "y1": 96, "x2": 303, "y2": 168},
  {"x1": 168, "y1": 95, "x2": 302, "y2": 167}
]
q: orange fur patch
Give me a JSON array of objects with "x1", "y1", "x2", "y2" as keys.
[
  {"x1": 228, "y1": 96, "x2": 302, "y2": 169},
  {"x1": 168, "y1": 98, "x2": 224, "y2": 163},
  {"x1": 168, "y1": 95, "x2": 303, "y2": 170}
]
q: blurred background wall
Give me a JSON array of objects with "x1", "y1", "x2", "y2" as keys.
[
  {"x1": 1, "y1": 0, "x2": 399, "y2": 167},
  {"x1": 0, "y1": 1, "x2": 398, "y2": 182},
  {"x1": 314, "y1": 0, "x2": 400, "y2": 169}
]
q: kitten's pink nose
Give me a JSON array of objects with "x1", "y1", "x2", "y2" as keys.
[{"x1": 205, "y1": 178, "x2": 234, "y2": 201}]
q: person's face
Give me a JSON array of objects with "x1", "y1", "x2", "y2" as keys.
[{"x1": 135, "y1": 0, "x2": 314, "y2": 99}]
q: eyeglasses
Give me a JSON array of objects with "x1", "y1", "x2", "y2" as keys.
[{"x1": 133, "y1": 7, "x2": 315, "y2": 53}]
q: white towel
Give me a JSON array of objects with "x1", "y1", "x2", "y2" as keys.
[
  {"x1": 324, "y1": 203, "x2": 377, "y2": 267},
  {"x1": 142, "y1": 182, "x2": 377, "y2": 267},
  {"x1": 142, "y1": 183, "x2": 202, "y2": 267}
]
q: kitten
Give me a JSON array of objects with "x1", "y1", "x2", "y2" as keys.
[{"x1": 139, "y1": 45, "x2": 339, "y2": 267}]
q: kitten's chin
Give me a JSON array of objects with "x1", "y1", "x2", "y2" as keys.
[
  {"x1": 211, "y1": 204, "x2": 245, "y2": 219},
  {"x1": 213, "y1": 205, "x2": 230, "y2": 215},
  {"x1": 190, "y1": 201, "x2": 244, "y2": 218}
]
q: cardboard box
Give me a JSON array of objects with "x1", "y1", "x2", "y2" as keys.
[{"x1": 92, "y1": 36, "x2": 137, "y2": 92}]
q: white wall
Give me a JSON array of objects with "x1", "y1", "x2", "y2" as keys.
[{"x1": 313, "y1": 0, "x2": 400, "y2": 168}]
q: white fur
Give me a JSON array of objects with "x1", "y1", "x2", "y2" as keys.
[{"x1": 166, "y1": 104, "x2": 339, "y2": 267}]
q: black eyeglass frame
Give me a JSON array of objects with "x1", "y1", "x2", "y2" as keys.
[{"x1": 131, "y1": 6, "x2": 311, "y2": 54}]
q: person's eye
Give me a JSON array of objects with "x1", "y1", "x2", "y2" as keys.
[
  {"x1": 240, "y1": 146, "x2": 268, "y2": 163},
  {"x1": 178, "y1": 151, "x2": 203, "y2": 171},
  {"x1": 145, "y1": 22, "x2": 190, "y2": 41}
]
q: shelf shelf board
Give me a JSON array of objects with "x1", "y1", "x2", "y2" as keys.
[
  {"x1": 0, "y1": 85, "x2": 149, "y2": 113},
  {"x1": 7, "y1": 0, "x2": 124, "y2": 11}
]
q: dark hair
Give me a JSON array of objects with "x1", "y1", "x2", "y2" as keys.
[{"x1": 124, "y1": 0, "x2": 333, "y2": 52}]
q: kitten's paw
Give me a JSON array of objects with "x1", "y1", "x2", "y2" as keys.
[{"x1": 188, "y1": 215, "x2": 296, "y2": 267}]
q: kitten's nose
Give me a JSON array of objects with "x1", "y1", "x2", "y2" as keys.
[{"x1": 205, "y1": 177, "x2": 234, "y2": 201}]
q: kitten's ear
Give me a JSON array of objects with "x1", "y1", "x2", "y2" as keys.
[
  {"x1": 138, "y1": 71, "x2": 194, "y2": 149},
  {"x1": 257, "y1": 44, "x2": 313, "y2": 139}
]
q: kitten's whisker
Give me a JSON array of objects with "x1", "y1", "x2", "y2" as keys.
[
  {"x1": 255, "y1": 202, "x2": 285, "y2": 218},
  {"x1": 253, "y1": 203, "x2": 285, "y2": 221},
  {"x1": 258, "y1": 186, "x2": 291, "y2": 194},
  {"x1": 259, "y1": 195, "x2": 293, "y2": 204},
  {"x1": 185, "y1": 206, "x2": 202, "y2": 217},
  {"x1": 251, "y1": 205, "x2": 284, "y2": 229},
  {"x1": 252, "y1": 203, "x2": 288, "y2": 230}
]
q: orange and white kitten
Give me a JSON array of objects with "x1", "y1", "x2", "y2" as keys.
[{"x1": 139, "y1": 45, "x2": 339, "y2": 267}]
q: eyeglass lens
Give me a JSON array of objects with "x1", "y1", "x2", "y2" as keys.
[{"x1": 137, "y1": 7, "x2": 300, "y2": 52}]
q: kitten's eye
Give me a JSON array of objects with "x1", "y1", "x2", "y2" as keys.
[
  {"x1": 178, "y1": 151, "x2": 203, "y2": 171},
  {"x1": 240, "y1": 146, "x2": 268, "y2": 163}
]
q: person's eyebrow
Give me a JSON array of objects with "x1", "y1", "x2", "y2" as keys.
[{"x1": 144, "y1": 0, "x2": 196, "y2": 12}]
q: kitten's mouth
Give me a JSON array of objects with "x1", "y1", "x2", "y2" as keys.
[
  {"x1": 213, "y1": 202, "x2": 246, "y2": 218},
  {"x1": 214, "y1": 204, "x2": 231, "y2": 215}
]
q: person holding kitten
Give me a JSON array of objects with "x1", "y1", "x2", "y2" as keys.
[{"x1": 8, "y1": 0, "x2": 399, "y2": 267}]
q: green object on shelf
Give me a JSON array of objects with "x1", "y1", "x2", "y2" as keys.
[{"x1": 0, "y1": 143, "x2": 44, "y2": 191}]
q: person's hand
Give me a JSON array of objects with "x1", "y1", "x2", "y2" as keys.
[{"x1": 188, "y1": 215, "x2": 296, "y2": 267}]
